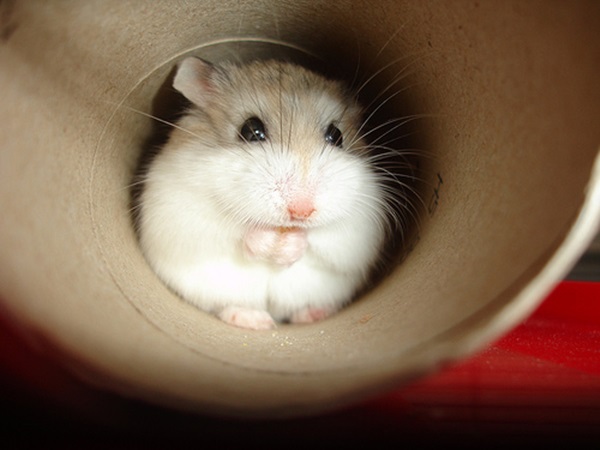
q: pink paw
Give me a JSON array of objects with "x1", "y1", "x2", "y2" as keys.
[
  {"x1": 218, "y1": 306, "x2": 276, "y2": 330},
  {"x1": 290, "y1": 306, "x2": 336, "y2": 324},
  {"x1": 244, "y1": 227, "x2": 307, "y2": 266},
  {"x1": 273, "y1": 228, "x2": 308, "y2": 265}
]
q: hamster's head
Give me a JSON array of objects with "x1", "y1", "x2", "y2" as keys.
[{"x1": 169, "y1": 57, "x2": 387, "y2": 232}]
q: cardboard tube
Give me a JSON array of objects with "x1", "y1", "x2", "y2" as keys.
[{"x1": 0, "y1": 0, "x2": 599, "y2": 418}]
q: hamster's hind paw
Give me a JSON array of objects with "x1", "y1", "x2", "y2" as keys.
[
  {"x1": 290, "y1": 306, "x2": 335, "y2": 324},
  {"x1": 218, "y1": 306, "x2": 276, "y2": 330}
]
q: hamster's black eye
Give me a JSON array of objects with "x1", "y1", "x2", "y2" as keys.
[
  {"x1": 324, "y1": 123, "x2": 343, "y2": 147},
  {"x1": 239, "y1": 117, "x2": 267, "y2": 142}
]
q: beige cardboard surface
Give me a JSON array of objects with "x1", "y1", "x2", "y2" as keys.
[{"x1": 0, "y1": 0, "x2": 599, "y2": 417}]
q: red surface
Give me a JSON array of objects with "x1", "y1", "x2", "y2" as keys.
[
  {"x1": 375, "y1": 281, "x2": 600, "y2": 440},
  {"x1": 1, "y1": 281, "x2": 600, "y2": 444}
]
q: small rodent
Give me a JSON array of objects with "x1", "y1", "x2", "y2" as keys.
[{"x1": 136, "y1": 57, "x2": 391, "y2": 330}]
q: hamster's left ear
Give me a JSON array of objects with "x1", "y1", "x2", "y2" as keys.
[{"x1": 173, "y1": 57, "x2": 216, "y2": 108}]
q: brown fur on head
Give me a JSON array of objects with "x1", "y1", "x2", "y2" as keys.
[{"x1": 172, "y1": 57, "x2": 364, "y2": 157}]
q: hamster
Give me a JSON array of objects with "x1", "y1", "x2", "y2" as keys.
[{"x1": 136, "y1": 57, "x2": 390, "y2": 330}]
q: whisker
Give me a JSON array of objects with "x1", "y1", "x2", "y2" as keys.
[
  {"x1": 117, "y1": 104, "x2": 202, "y2": 140},
  {"x1": 348, "y1": 113, "x2": 431, "y2": 151},
  {"x1": 353, "y1": 50, "x2": 431, "y2": 100},
  {"x1": 346, "y1": 82, "x2": 423, "y2": 151}
]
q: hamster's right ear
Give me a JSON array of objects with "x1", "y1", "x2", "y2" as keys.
[{"x1": 173, "y1": 57, "x2": 216, "y2": 108}]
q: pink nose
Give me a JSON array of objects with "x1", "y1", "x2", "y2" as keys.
[{"x1": 288, "y1": 198, "x2": 315, "y2": 220}]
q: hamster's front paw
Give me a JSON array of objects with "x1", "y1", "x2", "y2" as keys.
[
  {"x1": 218, "y1": 306, "x2": 276, "y2": 330},
  {"x1": 244, "y1": 226, "x2": 307, "y2": 266},
  {"x1": 272, "y1": 227, "x2": 307, "y2": 266}
]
